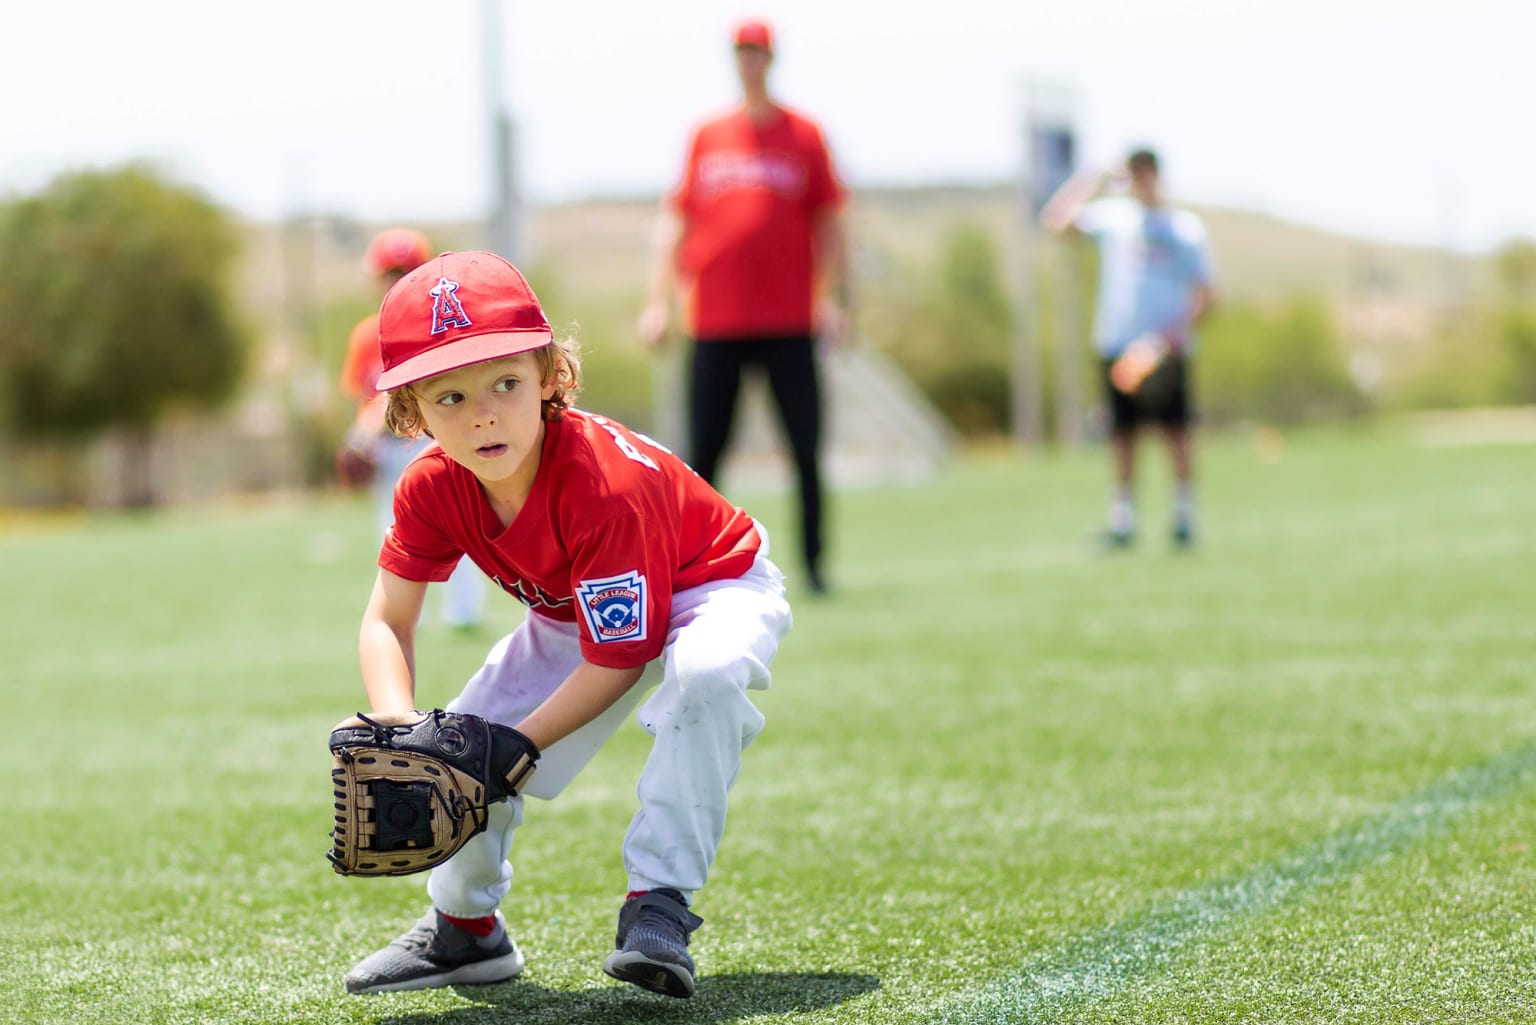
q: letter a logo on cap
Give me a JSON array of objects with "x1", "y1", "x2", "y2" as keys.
[{"x1": 429, "y1": 276, "x2": 472, "y2": 335}]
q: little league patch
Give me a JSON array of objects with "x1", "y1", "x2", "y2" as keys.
[{"x1": 575, "y1": 571, "x2": 648, "y2": 644}]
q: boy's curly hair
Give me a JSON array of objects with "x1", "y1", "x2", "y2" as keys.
[{"x1": 383, "y1": 336, "x2": 582, "y2": 439}]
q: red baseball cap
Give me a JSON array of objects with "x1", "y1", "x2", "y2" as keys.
[
  {"x1": 732, "y1": 18, "x2": 773, "y2": 52},
  {"x1": 376, "y1": 251, "x2": 553, "y2": 391},
  {"x1": 362, "y1": 228, "x2": 432, "y2": 276}
]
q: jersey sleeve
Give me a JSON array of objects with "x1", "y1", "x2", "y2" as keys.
[
  {"x1": 564, "y1": 503, "x2": 678, "y2": 669},
  {"x1": 1183, "y1": 216, "x2": 1215, "y2": 285},
  {"x1": 377, "y1": 464, "x2": 466, "y2": 583},
  {"x1": 668, "y1": 126, "x2": 703, "y2": 214},
  {"x1": 802, "y1": 122, "x2": 846, "y2": 215},
  {"x1": 1074, "y1": 197, "x2": 1110, "y2": 237},
  {"x1": 339, "y1": 316, "x2": 382, "y2": 401}
]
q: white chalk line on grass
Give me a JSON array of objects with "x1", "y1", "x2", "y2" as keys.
[{"x1": 933, "y1": 742, "x2": 1536, "y2": 1024}]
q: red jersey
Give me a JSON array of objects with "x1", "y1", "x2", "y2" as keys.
[
  {"x1": 339, "y1": 313, "x2": 388, "y2": 432},
  {"x1": 378, "y1": 409, "x2": 762, "y2": 669},
  {"x1": 339, "y1": 313, "x2": 383, "y2": 400},
  {"x1": 671, "y1": 103, "x2": 845, "y2": 339}
]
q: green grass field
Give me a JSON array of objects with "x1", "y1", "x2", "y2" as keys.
[{"x1": 5, "y1": 426, "x2": 1533, "y2": 1024}]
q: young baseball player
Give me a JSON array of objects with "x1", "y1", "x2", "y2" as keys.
[{"x1": 342, "y1": 250, "x2": 792, "y2": 1000}]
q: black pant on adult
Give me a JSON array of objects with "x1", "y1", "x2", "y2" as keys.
[{"x1": 688, "y1": 335, "x2": 823, "y2": 586}]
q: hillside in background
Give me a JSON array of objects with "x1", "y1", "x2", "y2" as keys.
[
  {"x1": 0, "y1": 184, "x2": 1509, "y2": 509},
  {"x1": 521, "y1": 184, "x2": 1488, "y2": 317},
  {"x1": 245, "y1": 183, "x2": 1489, "y2": 351},
  {"x1": 241, "y1": 184, "x2": 1491, "y2": 428}
]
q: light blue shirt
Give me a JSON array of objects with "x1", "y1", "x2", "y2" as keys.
[{"x1": 1075, "y1": 197, "x2": 1213, "y2": 357}]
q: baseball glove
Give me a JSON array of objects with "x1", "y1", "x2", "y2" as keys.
[
  {"x1": 1111, "y1": 333, "x2": 1182, "y2": 411},
  {"x1": 333, "y1": 443, "x2": 377, "y2": 490},
  {"x1": 328, "y1": 709, "x2": 540, "y2": 877},
  {"x1": 1109, "y1": 334, "x2": 1168, "y2": 396}
]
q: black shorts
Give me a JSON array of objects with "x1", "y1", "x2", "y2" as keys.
[{"x1": 1100, "y1": 353, "x2": 1193, "y2": 432}]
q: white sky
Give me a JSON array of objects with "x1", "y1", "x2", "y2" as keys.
[{"x1": 0, "y1": 0, "x2": 1527, "y2": 251}]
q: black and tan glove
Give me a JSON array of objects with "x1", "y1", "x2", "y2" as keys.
[{"x1": 328, "y1": 709, "x2": 539, "y2": 877}]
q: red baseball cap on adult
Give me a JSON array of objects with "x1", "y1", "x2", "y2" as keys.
[
  {"x1": 732, "y1": 18, "x2": 773, "y2": 51},
  {"x1": 376, "y1": 251, "x2": 553, "y2": 391}
]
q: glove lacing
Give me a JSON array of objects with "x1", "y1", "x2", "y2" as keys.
[{"x1": 351, "y1": 710, "x2": 491, "y2": 827}]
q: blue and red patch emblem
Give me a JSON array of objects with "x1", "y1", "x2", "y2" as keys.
[{"x1": 575, "y1": 571, "x2": 648, "y2": 644}]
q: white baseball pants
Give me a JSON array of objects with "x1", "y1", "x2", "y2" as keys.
[{"x1": 426, "y1": 543, "x2": 791, "y2": 918}]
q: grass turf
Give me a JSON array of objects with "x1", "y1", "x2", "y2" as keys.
[{"x1": 3, "y1": 425, "x2": 1533, "y2": 1024}]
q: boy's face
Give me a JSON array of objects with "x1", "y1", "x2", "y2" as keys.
[
  {"x1": 1128, "y1": 164, "x2": 1161, "y2": 205},
  {"x1": 412, "y1": 351, "x2": 556, "y2": 492}
]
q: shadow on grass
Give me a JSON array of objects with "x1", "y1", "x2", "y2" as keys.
[{"x1": 378, "y1": 971, "x2": 880, "y2": 1024}]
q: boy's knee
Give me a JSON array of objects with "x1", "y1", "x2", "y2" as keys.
[
  {"x1": 639, "y1": 645, "x2": 762, "y2": 731},
  {"x1": 670, "y1": 657, "x2": 750, "y2": 708},
  {"x1": 670, "y1": 632, "x2": 771, "y2": 697}
]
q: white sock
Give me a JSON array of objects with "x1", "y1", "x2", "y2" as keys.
[
  {"x1": 1173, "y1": 483, "x2": 1195, "y2": 528},
  {"x1": 1109, "y1": 488, "x2": 1135, "y2": 535}
]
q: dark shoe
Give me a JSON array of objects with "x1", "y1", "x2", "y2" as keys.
[
  {"x1": 806, "y1": 567, "x2": 830, "y2": 596},
  {"x1": 1171, "y1": 521, "x2": 1195, "y2": 549},
  {"x1": 345, "y1": 909, "x2": 523, "y2": 995},
  {"x1": 601, "y1": 888, "x2": 704, "y2": 998},
  {"x1": 1097, "y1": 527, "x2": 1135, "y2": 551}
]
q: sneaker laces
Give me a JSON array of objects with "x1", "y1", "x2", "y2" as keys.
[
  {"x1": 621, "y1": 891, "x2": 701, "y2": 946},
  {"x1": 634, "y1": 903, "x2": 687, "y2": 940},
  {"x1": 392, "y1": 923, "x2": 435, "y2": 953}
]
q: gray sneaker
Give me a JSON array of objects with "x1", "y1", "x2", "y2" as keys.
[
  {"x1": 345, "y1": 909, "x2": 524, "y2": 995},
  {"x1": 600, "y1": 888, "x2": 705, "y2": 998}
]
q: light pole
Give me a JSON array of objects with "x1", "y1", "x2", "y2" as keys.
[
  {"x1": 481, "y1": 0, "x2": 522, "y2": 262},
  {"x1": 1014, "y1": 77, "x2": 1082, "y2": 448}
]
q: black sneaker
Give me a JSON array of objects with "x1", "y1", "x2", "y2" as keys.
[
  {"x1": 1171, "y1": 520, "x2": 1195, "y2": 549},
  {"x1": 345, "y1": 909, "x2": 524, "y2": 995},
  {"x1": 807, "y1": 567, "x2": 830, "y2": 597},
  {"x1": 600, "y1": 888, "x2": 705, "y2": 998},
  {"x1": 1096, "y1": 527, "x2": 1135, "y2": 551}
]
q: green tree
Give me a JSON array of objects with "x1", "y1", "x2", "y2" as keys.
[
  {"x1": 1396, "y1": 237, "x2": 1536, "y2": 411},
  {"x1": 1495, "y1": 238, "x2": 1536, "y2": 301},
  {"x1": 1198, "y1": 296, "x2": 1365, "y2": 425},
  {"x1": 880, "y1": 222, "x2": 1014, "y2": 435},
  {"x1": 1495, "y1": 307, "x2": 1536, "y2": 403},
  {"x1": 0, "y1": 164, "x2": 247, "y2": 504},
  {"x1": 1491, "y1": 239, "x2": 1536, "y2": 403}
]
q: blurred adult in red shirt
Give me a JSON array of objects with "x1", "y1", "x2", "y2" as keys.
[{"x1": 638, "y1": 18, "x2": 852, "y2": 596}]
